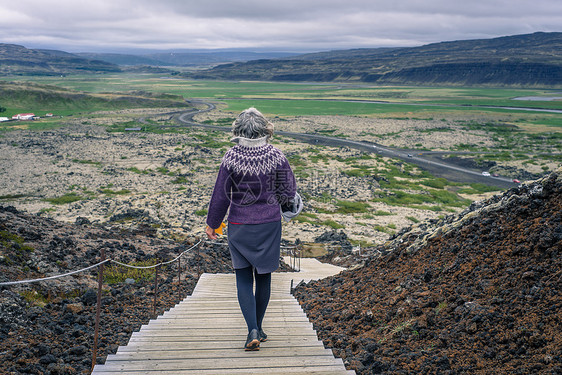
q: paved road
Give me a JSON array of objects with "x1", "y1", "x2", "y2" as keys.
[{"x1": 173, "y1": 99, "x2": 518, "y2": 189}]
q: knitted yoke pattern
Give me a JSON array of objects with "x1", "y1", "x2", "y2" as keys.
[
  {"x1": 223, "y1": 143, "x2": 285, "y2": 175},
  {"x1": 206, "y1": 142, "x2": 297, "y2": 229}
]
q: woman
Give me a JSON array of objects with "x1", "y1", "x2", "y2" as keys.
[{"x1": 205, "y1": 107, "x2": 297, "y2": 351}]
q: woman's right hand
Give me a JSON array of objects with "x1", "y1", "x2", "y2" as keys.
[{"x1": 205, "y1": 226, "x2": 217, "y2": 240}]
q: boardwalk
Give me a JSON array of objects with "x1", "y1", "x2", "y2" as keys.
[{"x1": 92, "y1": 258, "x2": 355, "y2": 374}]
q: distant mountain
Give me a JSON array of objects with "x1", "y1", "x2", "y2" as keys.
[
  {"x1": 3, "y1": 33, "x2": 561, "y2": 86},
  {"x1": 77, "y1": 51, "x2": 299, "y2": 67},
  {"x1": 0, "y1": 44, "x2": 121, "y2": 76},
  {"x1": 184, "y1": 32, "x2": 562, "y2": 87},
  {"x1": 75, "y1": 53, "x2": 165, "y2": 66},
  {"x1": 0, "y1": 43, "x2": 298, "y2": 75}
]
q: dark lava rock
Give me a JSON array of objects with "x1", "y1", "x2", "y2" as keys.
[
  {"x1": 295, "y1": 170, "x2": 562, "y2": 375},
  {"x1": 315, "y1": 230, "x2": 350, "y2": 244},
  {"x1": 108, "y1": 209, "x2": 151, "y2": 223},
  {"x1": 39, "y1": 354, "x2": 57, "y2": 365},
  {"x1": 0, "y1": 205, "x2": 18, "y2": 214},
  {"x1": 68, "y1": 345, "x2": 87, "y2": 356},
  {"x1": 0, "y1": 206, "x2": 235, "y2": 375},
  {"x1": 81, "y1": 289, "x2": 97, "y2": 306},
  {"x1": 75, "y1": 217, "x2": 91, "y2": 226}
]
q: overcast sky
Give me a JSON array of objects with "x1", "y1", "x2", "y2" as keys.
[{"x1": 1, "y1": 0, "x2": 561, "y2": 53}]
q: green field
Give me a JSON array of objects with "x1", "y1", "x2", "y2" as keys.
[
  {"x1": 1, "y1": 73, "x2": 560, "y2": 243},
  {"x1": 1, "y1": 73, "x2": 561, "y2": 128},
  {"x1": 0, "y1": 78, "x2": 187, "y2": 131},
  {"x1": 220, "y1": 98, "x2": 562, "y2": 122}
]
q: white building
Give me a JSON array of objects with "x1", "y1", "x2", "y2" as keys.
[{"x1": 12, "y1": 113, "x2": 35, "y2": 120}]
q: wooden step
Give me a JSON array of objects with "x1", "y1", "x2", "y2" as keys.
[{"x1": 93, "y1": 259, "x2": 354, "y2": 374}]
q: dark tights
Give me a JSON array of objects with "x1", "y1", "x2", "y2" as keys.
[{"x1": 235, "y1": 267, "x2": 271, "y2": 333}]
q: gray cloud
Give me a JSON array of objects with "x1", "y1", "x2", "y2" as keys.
[{"x1": 0, "y1": 0, "x2": 560, "y2": 52}]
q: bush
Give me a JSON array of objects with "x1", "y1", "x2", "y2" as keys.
[
  {"x1": 101, "y1": 188, "x2": 131, "y2": 195},
  {"x1": 374, "y1": 225, "x2": 393, "y2": 234},
  {"x1": 322, "y1": 220, "x2": 344, "y2": 229},
  {"x1": 72, "y1": 159, "x2": 101, "y2": 166},
  {"x1": 342, "y1": 169, "x2": 368, "y2": 177},
  {"x1": 295, "y1": 216, "x2": 315, "y2": 224},
  {"x1": 335, "y1": 200, "x2": 370, "y2": 214},
  {"x1": 457, "y1": 183, "x2": 501, "y2": 194},
  {"x1": 19, "y1": 290, "x2": 48, "y2": 307},
  {"x1": 128, "y1": 167, "x2": 149, "y2": 174},
  {"x1": 104, "y1": 260, "x2": 159, "y2": 284},
  {"x1": 421, "y1": 178, "x2": 448, "y2": 189},
  {"x1": 172, "y1": 176, "x2": 189, "y2": 184},
  {"x1": 43, "y1": 193, "x2": 82, "y2": 205},
  {"x1": 373, "y1": 210, "x2": 393, "y2": 216},
  {"x1": 373, "y1": 189, "x2": 470, "y2": 209},
  {"x1": 0, "y1": 230, "x2": 34, "y2": 265}
]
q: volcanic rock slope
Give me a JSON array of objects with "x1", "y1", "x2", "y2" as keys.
[
  {"x1": 295, "y1": 170, "x2": 562, "y2": 374},
  {"x1": 0, "y1": 206, "x2": 236, "y2": 374}
]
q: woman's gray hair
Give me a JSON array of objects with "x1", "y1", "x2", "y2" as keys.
[{"x1": 232, "y1": 107, "x2": 274, "y2": 140}]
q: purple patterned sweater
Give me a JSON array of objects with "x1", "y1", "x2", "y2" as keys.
[{"x1": 206, "y1": 137, "x2": 297, "y2": 229}]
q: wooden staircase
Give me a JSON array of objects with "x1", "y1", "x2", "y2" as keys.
[{"x1": 92, "y1": 259, "x2": 354, "y2": 374}]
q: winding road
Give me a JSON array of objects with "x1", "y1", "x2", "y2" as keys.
[{"x1": 172, "y1": 99, "x2": 519, "y2": 189}]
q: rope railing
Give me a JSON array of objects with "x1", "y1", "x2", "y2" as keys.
[
  {"x1": 0, "y1": 238, "x2": 202, "y2": 371},
  {"x1": 0, "y1": 259, "x2": 112, "y2": 286},
  {"x1": 0, "y1": 235, "x2": 301, "y2": 371},
  {"x1": 0, "y1": 240, "x2": 202, "y2": 286}
]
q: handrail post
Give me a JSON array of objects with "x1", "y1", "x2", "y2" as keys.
[
  {"x1": 153, "y1": 264, "x2": 160, "y2": 319},
  {"x1": 297, "y1": 247, "x2": 302, "y2": 272},
  {"x1": 178, "y1": 256, "x2": 181, "y2": 301},
  {"x1": 291, "y1": 249, "x2": 294, "y2": 270},
  {"x1": 197, "y1": 243, "x2": 201, "y2": 277},
  {"x1": 91, "y1": 248, "x2": 105, "y2": 371},
  {"x1": 289, "y1": 248, "x2": 293, "y2": 270}
]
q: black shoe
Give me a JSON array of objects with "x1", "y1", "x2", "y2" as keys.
[
  {"x1": 244, "y1": 329, "x2": 260, "y2": 351},
  {"x1": 259, "y1": 328, "x2": 268, "y2": 342}
]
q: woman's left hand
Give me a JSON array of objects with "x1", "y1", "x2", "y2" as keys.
[{"x1": 205, "y1": 226, "x2": 217, "y2": 240}]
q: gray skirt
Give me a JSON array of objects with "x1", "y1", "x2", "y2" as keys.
[{"x1": 227, "y1": 221, "x2": 282, "y2": 274}]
